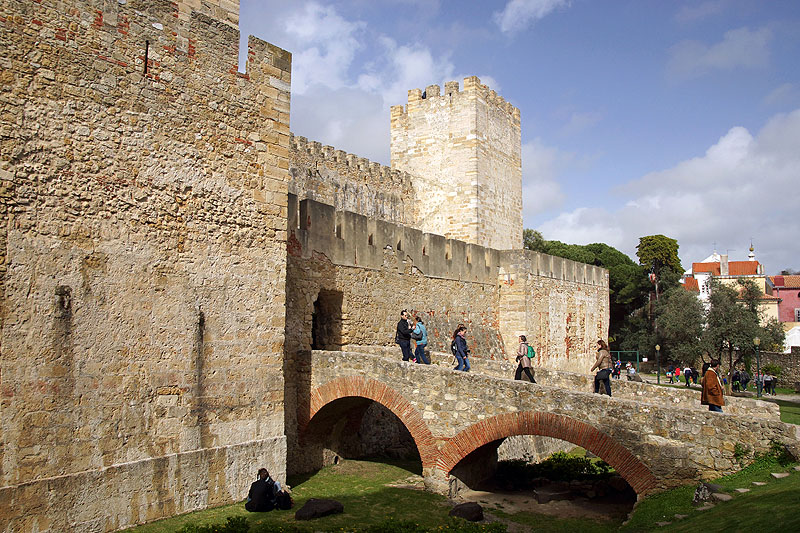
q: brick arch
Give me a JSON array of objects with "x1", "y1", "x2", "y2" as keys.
[
  {"x1": 302, "y1": 376, "x2": 438, "y2": 469},
  {"x1": 437, "y1": 411, "x2": 658, "y2": 495}
]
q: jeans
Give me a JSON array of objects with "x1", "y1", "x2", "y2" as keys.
[
  {"x1": 594, "y1": 369, "x2": 611, "y2": 396},
  {"x1": 398, "y1": 339, "x2": 413, "y2": 361},
  {"x1": 415, "y1": 343, "x2": 430, "y2": 364},
  {"x1": 708, "y1": 404, "x2": 723, "y2": 412},
  {"x1": 454, "y1": 353, "x2": 470, "y2": 371},
  {"x1": 515, "y1": 364, "x2": 536, "y2": 383}
]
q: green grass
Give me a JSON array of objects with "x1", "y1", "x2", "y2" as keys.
[
  {"x1": 770, "y1": 399, "x2": 800, "y2": 424},
  {"x1": 125, "y1": 460, "x2": 454, "y2": 533},
  {"x1": 126, "y1": 454, "x2": 800, "y2": 533},
  {"x1": 621, "y1": 457, "x2": 800, "y2": 532}
]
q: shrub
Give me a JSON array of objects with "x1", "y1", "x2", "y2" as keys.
[
  {"x1": 762, "y1": 363, "x2": 782, "y2": 377},
  {"x1": 495, "y1": 452, "x2": 614, "y2": 490}
]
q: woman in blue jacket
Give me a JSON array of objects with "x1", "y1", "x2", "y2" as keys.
[
  {"x1": 411, "y1": 317, "x2": 430, "y2": 364},
  {"x1": 452, "y1": 326, "x2": 470, "y2": 372}
]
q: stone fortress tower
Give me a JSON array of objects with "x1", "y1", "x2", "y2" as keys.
[{"x1": 391, "y1": 78, "x2": 523, "y2": 250}]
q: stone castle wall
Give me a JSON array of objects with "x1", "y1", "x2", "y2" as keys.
[
  {"x1": 0, "y1": 0, "x2": 290, "y2": 530},
  {"x1": 285, "y1": 196, "x2": 607, "y2": 365},
  {"x1": 760, "y1": 346, "x2": 800, "y2": 387},
  {"x1": 289, "y1": 134, "x2": 415, "y2": 227},
  {"x1": 390, "y1": 77, "x2": 522, "y2": 250}
]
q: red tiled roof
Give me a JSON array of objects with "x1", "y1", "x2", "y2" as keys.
[
  {"x1": 770, "y1": 275, "x2": 800, "y2": 288},
  {"x1": 693, "y1": 262, "x2": 720, "y2": 275},
  {"x1": 692, "y1": 261, "x2": 760, "y2": 276},
  {"x1": 729, "y1": 261, "x2": 760, "y2": 276},
  {"x1": 683, "y1": 278, "x2": 699, "y2": 292}
]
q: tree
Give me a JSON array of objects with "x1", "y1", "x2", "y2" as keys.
[
  {"x1": 636, "y1": 235, "x2": 683, "y2": 274},
  {"x1": 523, "y1": 229, "x2": 546, "y2": 253},
  {"x1": 701, "y1": 279, "x2": 785, "y2": 387},
  {"x1": 655, "y1": 286, "x2": 705, "y2": 364}
]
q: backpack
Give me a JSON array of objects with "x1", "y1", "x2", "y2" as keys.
[
  {"x1": 526, "y1": 345, "x2": 535, "y2": 359},
  {"x1": 275, "y1": 490, "x2": 293, "y2": 510},
  {"x1": 451, "y1": 339, "x2": 458, "y2": 356}
]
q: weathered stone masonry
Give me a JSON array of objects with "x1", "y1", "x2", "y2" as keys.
[{"x1": 1, "y1": 0, "x2": 290, "y2": 530}]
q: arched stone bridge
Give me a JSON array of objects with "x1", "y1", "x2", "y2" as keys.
[{"x1": 292, "y1": 349, "x2": 800, "y2": 497}]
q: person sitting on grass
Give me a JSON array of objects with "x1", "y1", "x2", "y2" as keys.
[{"x1": 245, "y1": 468, "x2": 281, "y2": 512}]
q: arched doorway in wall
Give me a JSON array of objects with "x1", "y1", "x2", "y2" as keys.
[{"x1": 311, "y1": 289, "x2": 343, "y2": 350}]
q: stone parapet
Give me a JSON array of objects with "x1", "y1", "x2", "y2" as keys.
[{"x1": 344, "y1": 346, "x2": 780, "y2": 420}]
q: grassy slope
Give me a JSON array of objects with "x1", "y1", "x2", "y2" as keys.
[{"x1": 621, "y1": 458, "x2": 800, "y2": 532}]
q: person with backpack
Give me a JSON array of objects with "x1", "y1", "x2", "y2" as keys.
[
  {"x1": 411, "y1": 316, "x2": 430, "y2": 364},
  {"x1": 515, "y1": 335, "x2": 536, "y2": 383},
  {"x1": 452, "y1": 326, "x2": 470, "y2": 372}
]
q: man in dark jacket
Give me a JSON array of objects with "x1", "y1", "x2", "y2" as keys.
[
  {"x1": 245, "y1": 468, "x2": 278, "y2": 512},
  {"x1": 395, "y1": 309, "x2": 413, "y2": 362}
]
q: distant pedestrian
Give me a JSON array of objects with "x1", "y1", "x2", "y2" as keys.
[
  {"x1": 411, "y1": 316, "x2": 430, "y2": 364},
  {"x1": 245, "y1": 468, "x2": 281, "y2": 512},
  {"x1": 740, "y1": 370, "x2": 750, "y2": 391},
  {"x1": 515, "y1": 335, "x2": 536, "y2": 383},
  {"x1": 667, "y1": 364, "x2": 675, "y2": 384},
  {"x1": 452, "y1": 326, "x2": 470, "y2": 372},
  {"x1": 684, "y1": 365, "x2": 692, "y2": 387},
  {"x1": 591, "y1": 339, "x2": 612, "y2": 396},
  {"x1": 395, "y1": 310, "x2": 413, "y2": 362},
  {"x1": 701, "y1": 359, "x2": 725, "y2": 413}
]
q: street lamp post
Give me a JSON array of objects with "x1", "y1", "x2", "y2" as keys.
[
  {"x1": 754, "y1": 337, "x2": 761, "y2": 398},
  {"x1": 656, "y1": 344, "x2": 661, "y2": 385}
]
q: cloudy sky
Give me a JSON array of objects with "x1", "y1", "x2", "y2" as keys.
[{"x1": 239, "y1": 0, "x2": 800, "y2": 274}]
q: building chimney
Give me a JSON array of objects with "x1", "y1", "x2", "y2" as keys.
[{"x1": 720, "y1": 254, "x2": 729, "y2": 276}]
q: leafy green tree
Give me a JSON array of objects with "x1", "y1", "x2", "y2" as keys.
[
  {"x1": 523, "y1": 229, "x2": 546, "y2": 253},
  {"x1": 655, "y1": 286, "x2": 705, "y2": 364},
  {"x1": 636, "y1": 235, "x2": 683, "y2": 300},
  {"x1": 702, "y1": 279, "x2": 785, "y2": 386}
]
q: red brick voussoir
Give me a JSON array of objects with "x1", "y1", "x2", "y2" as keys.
[
  {"x1": 304, "y1": 376, "x2": 439, "y2": 470},
  {"x1": 437, "y1": 411, "x2": 658, "y2": 495}
]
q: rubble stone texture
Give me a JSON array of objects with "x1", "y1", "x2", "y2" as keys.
[{"x1": 0, "y1": 0, "x2": 613, "y2": 530}]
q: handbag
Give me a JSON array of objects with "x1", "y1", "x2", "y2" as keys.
[{"x1": 411, "y1": 329, "x2": 423, "y2": 341}]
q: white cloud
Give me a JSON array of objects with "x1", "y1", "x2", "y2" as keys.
[
  {"x1": 284, "y1": 2, "x2": 366, "y2": 93},
  {"x1": 521, "y1": 139, "x2": 570, "y2": 215},
  {"x1": 667, "y1": 27, "x2": 772, "y2": 80},
  {"x1": 535, "y1": 109, "x2": 800, "y2": 272},
  {"x1": 558, "y1": 110, "x2": 604, "y2": 137},
  {"x1": 493, "y1": 0, "x2": 570, "y2": 34}
]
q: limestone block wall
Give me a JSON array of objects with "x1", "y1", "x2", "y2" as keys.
[
  {"x1": 498, "y1": 250, "x2": 609, "y2": 373},
  {"x1": 390, "y1": 77, "x2": 522, "y2": 250},
  {"x1": 176, "y1": 0, "x2": 239, "y2": 28},
  {"x1": 0, "y1": 0, "x2": 290, "y2": 530},
  {"x1": 289, "y1": 134, "x2": 415, "y2": 227}
]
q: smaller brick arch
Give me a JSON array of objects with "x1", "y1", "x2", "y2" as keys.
[
  {"x1": 437, "y1": 411, "x2": 658, "y2": 495},
  {"x1": 303, "y1": 376, "x2": 438, "y2": 469}
]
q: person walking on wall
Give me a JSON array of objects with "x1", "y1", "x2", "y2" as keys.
[
  {"x1": 411, "y1": 316, "x2": 430, "y2": 364},
  {"x1": 452, "y1": 326, "x2": 471, "y2": 372},
  {"x1": 515, "y1": 335, "x2": 536, "y2": 383},
  {"x1": 395, "y1": 310, "x2": 414, "y2": 362},
  {"x1": 591, "y1": 339, "x2": 612, "y2": 396},
  {"x1": 701, "y1": 359, "x2": 725, "y2": 412}
]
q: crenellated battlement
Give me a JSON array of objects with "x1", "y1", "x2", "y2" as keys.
[
  {"x1": 391, "y1": 76, "x2": 520, "y2": 124},
  {"x1": 291, "y1": 134, "x2": 414, "y2": 188},
  {"x1": 288, "y1": 194, "x2": 607, "y2": 287}
]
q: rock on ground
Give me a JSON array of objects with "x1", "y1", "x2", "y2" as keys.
[
  {"x1": 449, "y1": 502, "x2": 484, "y2": 522},
  {"x1": 294, "y1": 499, "x2": 344, "y2": 520}
]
